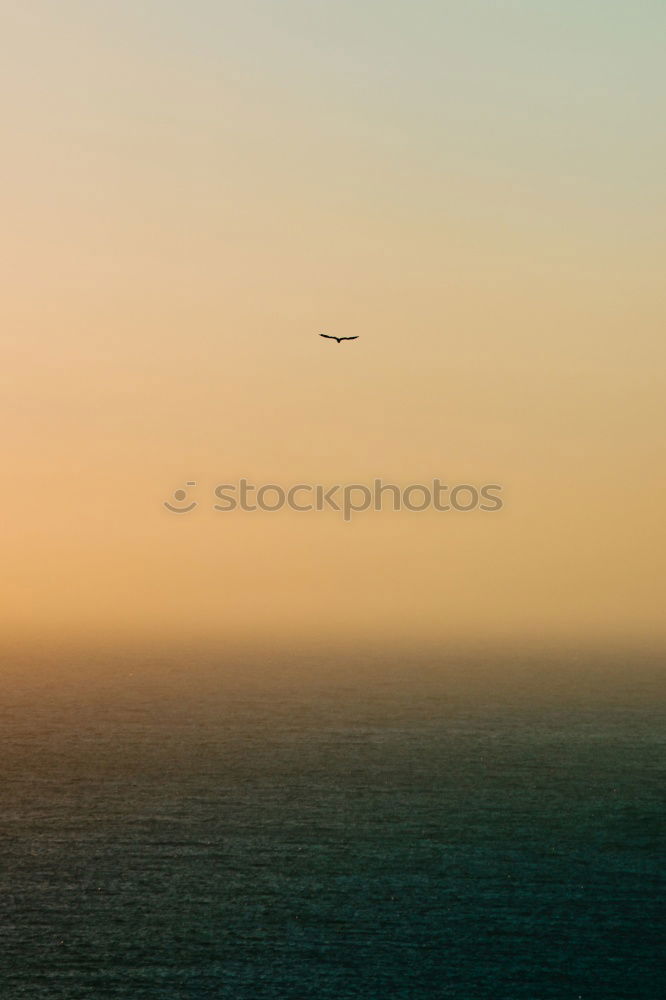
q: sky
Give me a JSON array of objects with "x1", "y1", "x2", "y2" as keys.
[{"x1": 1, "y1": 0, "x2": 665, "y2": 650}]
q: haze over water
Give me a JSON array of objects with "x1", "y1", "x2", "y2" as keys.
[{"x1": 2, "y1": 1, "x2": 665, "y2": 995}]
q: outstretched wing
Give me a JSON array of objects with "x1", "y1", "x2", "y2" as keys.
[
  {"x1": 339, "y1": 336, "x2": 359, "y2": 341},
  {"x1": 319, "y1": 334, "x2": 336, "y2": 340}
]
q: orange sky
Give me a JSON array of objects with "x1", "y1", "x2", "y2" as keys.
[{"x1": 2, "y1": 1, "x2": 665, "y2": 649}]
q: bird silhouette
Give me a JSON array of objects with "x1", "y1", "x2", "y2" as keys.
[{"x1": 319, "y1": 334, "x2": 359, "y2": 343}]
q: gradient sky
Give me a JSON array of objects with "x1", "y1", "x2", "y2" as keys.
[{"x1": 2, "y1": 1, "x2": 665, "y2": 647}]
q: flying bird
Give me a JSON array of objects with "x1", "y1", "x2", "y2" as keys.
[{"x1": 319, "y1": 334, "x2": 359, "y2": 343}]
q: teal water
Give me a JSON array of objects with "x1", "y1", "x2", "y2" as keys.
[{"x1": 1, "y1": 651, "x2": 664, "y2": 998}]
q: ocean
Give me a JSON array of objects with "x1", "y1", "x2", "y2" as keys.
[{"x1": 1, "y1": 647, "x2": 664, "y2": 998}]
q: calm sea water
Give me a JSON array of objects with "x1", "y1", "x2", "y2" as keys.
[{"x1": 1, "y1": 649, "x2": 664, "y2": 998}]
